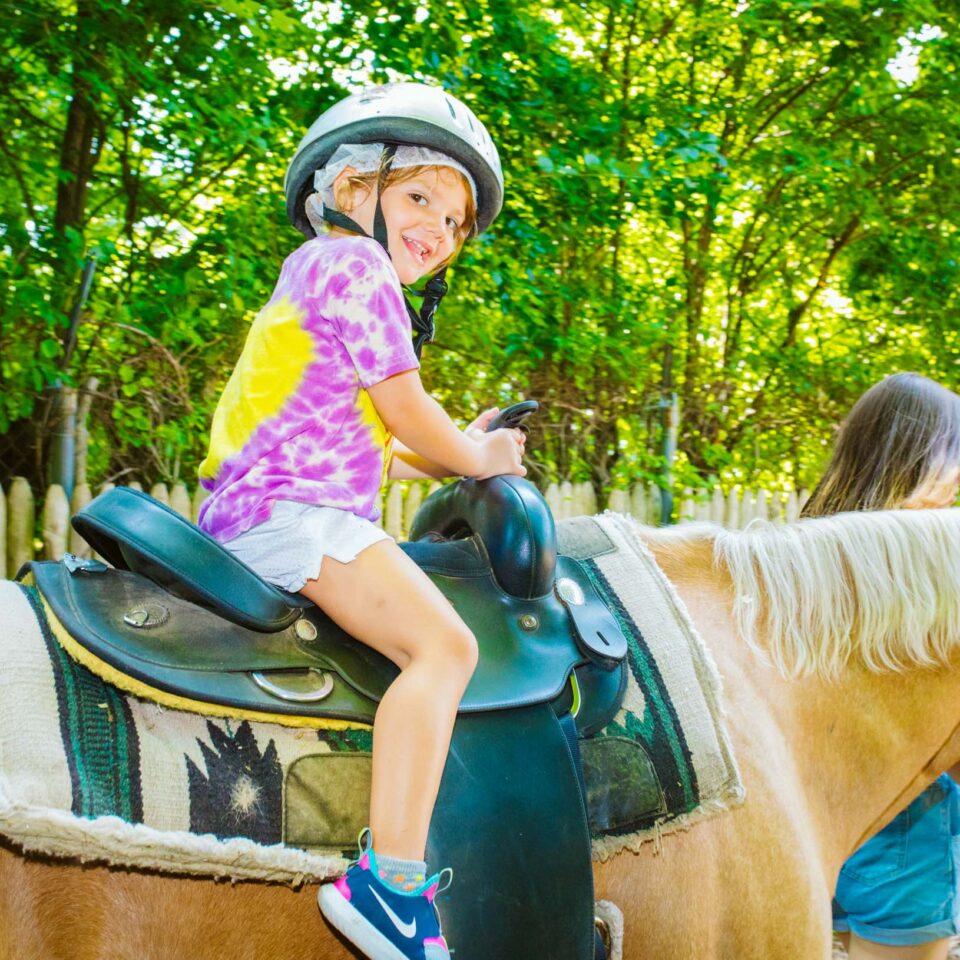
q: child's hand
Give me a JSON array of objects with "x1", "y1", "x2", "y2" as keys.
[
  {"x1": 474, "y1": 427, "x2": 526, "y2": 480},
  {"x1": 465, "y1": 407, "x2": 500, "y2": 440}
]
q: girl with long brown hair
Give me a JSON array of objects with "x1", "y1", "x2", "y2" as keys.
[{"x1": 804, "y1": 372, "x2": 960, "y2": 960}]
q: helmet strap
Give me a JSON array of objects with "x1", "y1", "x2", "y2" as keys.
[
  {"x1": 371, "y1": 144, "x2": 396, "y2": 253},
  {"x1": 319, "y1": 206, "x2": 367, "y2": 237},
  {"x1": 406, "y1": 268, "x2": 448, "y2": 360},
  {"x1": 318, "y1": 144, "x2": 397, "y2": 252}
]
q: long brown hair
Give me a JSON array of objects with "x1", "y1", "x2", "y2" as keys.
[{"x1": 802, "y1": 373, "x2": 960, "y2": 517}]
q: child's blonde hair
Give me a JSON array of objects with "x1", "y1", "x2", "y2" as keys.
[
  {"x1": 334, "y1": 159, "x2": 477, "y2": 267},
  {"x1": 803, "y1": 372, "x2": 960, "y2": 517}
]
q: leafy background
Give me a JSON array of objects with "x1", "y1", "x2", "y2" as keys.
[{"x1": 1, "y1": 0, "x2": 957, "y2": 503}]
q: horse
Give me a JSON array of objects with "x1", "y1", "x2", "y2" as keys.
[{"x1": 1, "y1": 505, "x2": 958, "y2": 960}]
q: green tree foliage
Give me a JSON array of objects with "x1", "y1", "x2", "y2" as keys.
[{"x1": 1, "y1": 0, "x2": 957, "y2": 499}]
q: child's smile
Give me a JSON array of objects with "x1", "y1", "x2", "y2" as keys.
[{"x1": 401, "y1": 234, "x2": 433, "y2": 267}]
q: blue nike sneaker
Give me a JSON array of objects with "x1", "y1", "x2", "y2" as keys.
[{"x1": 318, "y1": 830, "x2": 452, "y2": 960}]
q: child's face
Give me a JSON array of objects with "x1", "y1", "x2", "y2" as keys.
[{"x1": 339, "y1": 166, "x2": 469, "y2": 285}]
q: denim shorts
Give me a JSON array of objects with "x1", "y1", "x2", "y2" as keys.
[{"x1": 832, "y1": 774, "x2": 960, "y2": 945}]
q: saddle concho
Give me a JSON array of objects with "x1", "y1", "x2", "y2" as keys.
[{"x1": 30, "y1": 476, "x2": 632, "y2": 960}]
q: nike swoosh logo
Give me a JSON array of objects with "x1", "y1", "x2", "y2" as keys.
[{"x1": 370, "y1": 886, "x2": 418, "y2": 938}]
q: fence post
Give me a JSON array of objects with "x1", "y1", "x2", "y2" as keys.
[
  {"x1": 726, "y1": 488, "x2": 741, "y2": 529},
  {"x1": 171, "y1": 482, "x2": 191, "y2": 520},
  {"x1": 0, "y1": 487, "x2": 5, "y2": 580},
  {"x1": 694, "y1": 489, "x2": 713, "y2": 522},
  {"x1": 630, "y1": 484, "x2": 648, "y2": 524},
  {"x1": 571, "y1": 482, "x2": 595, "y2": 517},
  {"x1": 403, "y1": 482, "x2": 424, "y2": 537},
  {"x1": 677, "y1": 488, "x2": 695, "y2": 524},
  {"x1": 545, "y1": 482, "x2": 561, "y2": 517},
  {"x1": 42, "y1": 484, "x2": 70, "y2": 561},
  {"x1": 68, "y1": 483, "x2": 93, "y2": 558},
  {"x1": 8, "y1": 477, "x2": 35, "y2": 574},
  {"x1": 0, "y1": 485, "x2": 6, "y2": 580},
  {"x1": 191, "y1": 486, "x2": 208, "y2": 524},
  {"x1": 710, "y1": 488, "x2": 725, "y2": 524},
  {"x1": 149, "y1": 482, "x2": 170, "y2": 507},
  {"x1": 74, "y1": 377, "x2": 100, "y2": 488},
  {"x1": 383, "y1": 483, "x2": 404, "y2": 540},
  {"x1": 606, "y1": 488, "x2": 630, "y2": 514}
]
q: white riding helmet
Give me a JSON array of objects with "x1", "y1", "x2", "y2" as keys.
[{"x1": 285, "y1": 82, "x2": 504, "y2": 238}]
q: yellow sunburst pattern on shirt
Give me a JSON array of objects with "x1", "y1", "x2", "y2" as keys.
[
  {"x1": 200, "y1": 297, "x2": 313, "y2": 482},
  {"x1": 356, "y1": 386, "x2": 394, "y2": 486}
]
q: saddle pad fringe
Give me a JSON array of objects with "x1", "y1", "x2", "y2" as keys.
[{"x1": 0, "y1": 802, "x2": 345, "y2": 885}]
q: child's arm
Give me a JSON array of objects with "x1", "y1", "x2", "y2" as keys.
[
  {"x1": 388, "y1": 443, "x2": 453, "y2": 480},
  {"x1": 388, "y1": 408, "x2": 507, "y2": 480},
  {"x1": 369, "y1": 374, "x2": 525, "y2": 480}
]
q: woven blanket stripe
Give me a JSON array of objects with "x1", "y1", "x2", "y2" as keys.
[
  {"x1": 590, "y1": 513, "x2": 743, "y2": 854},
  {"x1": 584, "y1": 558, "x2": 698, "y2": 816},
  {"x1": 0, "y1": 584, "x2": 73, "y2": 812},
  {"x1": 24, "y1": 586, "x2": 143, "y2": 822}
]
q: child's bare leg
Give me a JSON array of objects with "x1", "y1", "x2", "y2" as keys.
[{"x1": 300, "y1": 539, "x2": 477, "y2": 861}]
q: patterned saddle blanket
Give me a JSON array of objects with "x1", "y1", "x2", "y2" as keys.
[{"x1": 0, "y1": 502, "x2": 743, "y2": 959}]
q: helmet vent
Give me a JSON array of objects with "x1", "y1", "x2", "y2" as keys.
[{"x1": 445, "y1": 97, "x2": 457, "y2": 120}]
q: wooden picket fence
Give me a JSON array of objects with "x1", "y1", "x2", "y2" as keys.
[{"x1": 0, "y1": 476, "x2": 809, "y2": 580}]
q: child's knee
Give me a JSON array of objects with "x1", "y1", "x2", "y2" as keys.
[
  {"x1": 403, "y1": 617, "x2": 477, "y2": 678},
  {"x1": 446, "y1": 621, "x2": 478, "y2": 676}
]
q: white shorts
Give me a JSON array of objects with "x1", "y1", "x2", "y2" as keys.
[{"x1": 223, "y1": 500, "x2": 392, "y2": 593}]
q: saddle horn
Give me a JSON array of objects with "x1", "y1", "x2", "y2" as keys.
[{"x1": 408, "y1": 476, "x2": 557, "y2": 600}]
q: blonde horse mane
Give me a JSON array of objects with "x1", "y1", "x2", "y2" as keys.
[{"x1": 655, "y1": 508, "x2": 960, "y2": 678}]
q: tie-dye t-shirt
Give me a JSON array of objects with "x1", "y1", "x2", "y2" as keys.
[{"x1": 197, "y1": 234, "x2": 419, "y2": 543}]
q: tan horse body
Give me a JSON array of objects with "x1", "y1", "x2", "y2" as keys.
[{"x1": 2, "y1": 515, "x2": 958, "y2": 960}]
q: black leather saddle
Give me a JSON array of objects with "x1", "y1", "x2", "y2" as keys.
[{"x1": 31, "y1": 476, "x2": 629, "y2": 960}]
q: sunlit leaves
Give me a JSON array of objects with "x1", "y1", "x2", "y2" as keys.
[{"x1": 1, "y1": 0, "x2": 957, "y2": 497}]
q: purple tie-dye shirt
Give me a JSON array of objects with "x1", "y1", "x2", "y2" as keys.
[{"x1": 197, "y1": 234, "x2": 419, "y2": 542}]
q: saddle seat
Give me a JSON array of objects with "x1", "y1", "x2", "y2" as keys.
[{"x1": 30, "y1": 476, "x2": 629, "y2": 960}]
